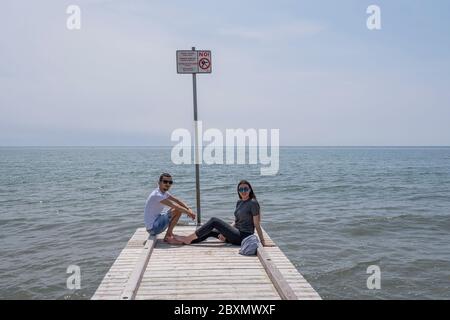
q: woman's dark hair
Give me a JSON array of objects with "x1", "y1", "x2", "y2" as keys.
[{"x1": 237, "y1": 180, "x2": 257, "y2": 200}]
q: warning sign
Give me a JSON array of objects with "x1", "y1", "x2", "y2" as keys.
[
  {"x1": 176, "y1": 50, "x2": 212, "y2": 74},
  {"x1": 176, "y1": 51, "x2": 198, "y2": 74},
  {"x1": 197, "y1": 51, "x2": 211, "y2": 73}
]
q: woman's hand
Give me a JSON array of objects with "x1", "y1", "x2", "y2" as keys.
[
  {"x1": 261, "y1": 239, "x2": 275, "y2": 247},
  {"x1": 218, "y1": 234, "x2": 226, "y2": 242}
]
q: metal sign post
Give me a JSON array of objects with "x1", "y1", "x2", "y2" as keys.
[
  {"x1": 176, "y1": 47, "x2": 212, "y2": 225},
  {"x1": 191, "y1": 47, "x2": 201, "y2": 226}
]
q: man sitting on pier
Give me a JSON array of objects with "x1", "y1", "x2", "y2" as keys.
[{"x1": 144, "y1": 173, "x2": 196, "y2": 244}]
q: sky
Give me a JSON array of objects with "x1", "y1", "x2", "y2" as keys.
[{"x1": 1, "y1": 0, "x2": 450, "y2": 146}]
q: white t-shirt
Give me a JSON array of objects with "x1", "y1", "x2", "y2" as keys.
[{"x1": 144, "y1": 188, "x2": 171, "y2": 230}]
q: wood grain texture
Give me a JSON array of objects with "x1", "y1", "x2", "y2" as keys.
[{"x1": 92, "y1": 225, "x2": 321, "y2": 300}]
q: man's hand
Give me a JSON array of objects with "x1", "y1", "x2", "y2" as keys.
[
  {"x1": 186, "y1": 208, "x2": 196, "y2": 220},
  {"x1": 218, "y1": 234, "x2": 226, "y2": 242}
]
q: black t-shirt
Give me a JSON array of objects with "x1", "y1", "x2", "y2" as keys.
[{"x1": 234, "y1": 198, "x2": 260, "y2": 235}]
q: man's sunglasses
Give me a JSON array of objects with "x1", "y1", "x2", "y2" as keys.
[
  {"x1": 161, "y1": 180, "x2": 173, "y2": 185},
  {"x1": 238, "y1": 187, "x2": 250, "y2": 193}
]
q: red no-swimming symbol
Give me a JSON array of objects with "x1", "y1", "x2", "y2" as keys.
[{"x1": 199, "y1": 57, "x2": 210, "y2": 70}]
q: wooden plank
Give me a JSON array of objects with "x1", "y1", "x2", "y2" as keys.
[
  {"x1": 91, "y1": 228, "x2": 149, "y2": 300},
  {"x1": 145, "y1": 265, "x2": 266, "y2": 271},
  {"x1": 119, "y1": 235, "x2": 156, "y2": 300},
  {"x1": 136, "y1": 294, "x2": 281, "y2": 300},
  {"x1": 137, "y1": 285, "x2": 279, "y2": 292},
  {"x1": 140, "y1": 279, "x2": 268, "y2": 285},
  {"x1": 140, "y1": 270, "x2": 269, "y2": 277},
  {"x1": 93, "y1": 225, "x2": 321, "y2": 300},
  {"x1": 257, "y1": 244, "x2": 298, "y2": 300},
  {"x1": 140, "y1": 275, "x2": 269, "y2": 281}
]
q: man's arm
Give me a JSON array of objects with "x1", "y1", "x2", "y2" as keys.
[
  {"x1": 160, "y1": 198, "x2": 196, "y2": 219},
  {"x1": 167, "y1": 195, "x2": 190, "y2": 211}
]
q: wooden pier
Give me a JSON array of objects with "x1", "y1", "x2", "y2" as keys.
[{"x1": 91, "y1": 226, "x2": 321, "y2": 300}]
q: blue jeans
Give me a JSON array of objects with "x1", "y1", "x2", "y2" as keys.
[{"x1": 147, "y1": 209, "x2": 173, "y2": 236}]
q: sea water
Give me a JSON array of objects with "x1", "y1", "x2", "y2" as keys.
[{"x1": 0, "y1": 147, "x2": 449, "y2": 299}]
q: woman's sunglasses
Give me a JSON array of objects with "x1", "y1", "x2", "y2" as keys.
[
  {"x1": 238, "y1": 187, "x2": 250, "y2": 193},
  {"x1": 162, "y1": 180, "x2": 173, "y2": 185}
]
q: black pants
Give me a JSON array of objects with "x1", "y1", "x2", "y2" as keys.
[{"x1": 193, "y1": 217, "x2": 251, "y2": 245}]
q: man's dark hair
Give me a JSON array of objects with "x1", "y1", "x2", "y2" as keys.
[{"x1": 159, "y1": 173, "x2": 172, "y2": 182}]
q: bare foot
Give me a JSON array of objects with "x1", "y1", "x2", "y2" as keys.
[
  {"x1": 174, "y1": 235, "x2": 193, "y2": 245},
  {"x1": 164, "y1": 236, "x2": 184, "y2": 245},
  {"x1": 173, "y1": 234, "x2": 185, "y2": 242}
]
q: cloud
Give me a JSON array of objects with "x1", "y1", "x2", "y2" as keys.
[
  {"x1": 217, "y1": 21, "x2": 325, "y2": 41},
  {"x1": 1, "y1": 1, "x2": 449, "y2": 146}
]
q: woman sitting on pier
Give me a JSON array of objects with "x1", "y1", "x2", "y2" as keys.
[{"x1": 177, "y1": 180, "x2": 268, "y2": 246}]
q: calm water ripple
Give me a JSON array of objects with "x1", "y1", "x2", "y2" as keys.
[{"x1": 0, "y1": 147, "x2": 449, "y2": 299}]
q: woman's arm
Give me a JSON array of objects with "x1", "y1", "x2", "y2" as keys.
[{"x1": 253, "y1": 214, "x2": 267, "y2": 246}]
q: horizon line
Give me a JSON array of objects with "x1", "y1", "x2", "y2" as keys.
[{"x1": 1, "y1": 145, "x2": 450, "y2": 148}]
